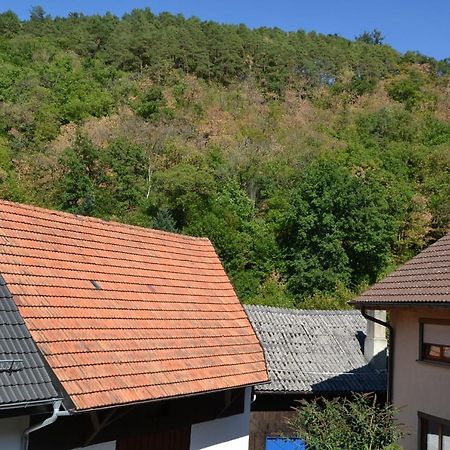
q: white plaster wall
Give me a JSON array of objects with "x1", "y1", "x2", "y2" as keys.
[
  {"x1": 390, "y1": 308, "x2": 450, "y2": 450},
  {"x1": 73, "y1": 441, "x2": 116, "y2": 450},
  {"x1": 190, "y1": 387, "x2": 251, "y2": 450},
  {"x1": 0, "y1": 415, "x2": 29, "y2": 450}
]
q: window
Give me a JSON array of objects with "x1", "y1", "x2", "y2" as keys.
[
  {"x1": 420, "y1": 413, "x2": 450, "y2": 450},
  {"x1": 419, "y1": 320, "x2": 450, "y2": 365}
]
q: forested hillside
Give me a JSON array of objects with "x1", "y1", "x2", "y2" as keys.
[{"x1": 0, "y1": 7, "x2": 449, "y2": 308}]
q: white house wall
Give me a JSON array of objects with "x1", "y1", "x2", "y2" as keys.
[
  {"x1": 190, "y1": 387, "x2": 252, "y2": 450},
  {"x1": 0, "y1": 415, "x2": 29, "y2": 450}
]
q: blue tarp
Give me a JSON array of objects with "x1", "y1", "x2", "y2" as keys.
[{"x1": 265, "y1": 436, "x2": 306, "y2": 450}]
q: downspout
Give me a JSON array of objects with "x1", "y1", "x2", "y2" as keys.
[
  {"x1": 22, "y1": 400, "x2": 70, "y2": 450},
  {"x1": 361, "y1": 307, "x2": 394, "y2": 404}
]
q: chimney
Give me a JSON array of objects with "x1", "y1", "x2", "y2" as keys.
[{"x1": 364, "y1": 310, "x2": 388, "y2": 370}]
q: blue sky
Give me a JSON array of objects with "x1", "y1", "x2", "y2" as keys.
[{"x1": 2, "y1": 1, "x2": 449, "y2": 60}]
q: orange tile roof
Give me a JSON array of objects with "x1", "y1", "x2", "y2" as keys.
[{"x1": 0, "y1": 200, "x2": 268, "y2": 411}]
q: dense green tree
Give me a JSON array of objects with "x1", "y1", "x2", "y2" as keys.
[
  {"x1": 356, "y1": 29, "x2": 385, "y2": 45},
  {"x1": 59, "y1": 134, "x2": 103, "y2": 215},
  {"x1": 153, "y1": 207, "x2": 178, "y2": 232},
  {"x1": 281, "y1": 156, "x2": 407, "y2": 299},
  {"x1": 104, "y1": 139, "x2": 147, "y2": 209},
  {"x1": 0, "y1": 138, "x2": 26, "y2": 202},
  {"x1": 388, "y1": 70, "x2": 433, "y2": 110},
  {"x1": 289, "y1": 394, "x2": 404, "y2": 449},
  {"x1": 30, "y1": 6, "x2": 46, "y2": 21},
  {"x1": 0, "y1": 11, "x2": 21, "y2": 37},
  {"x1": 135, "y1": 86, "x2": 171, "y2": 121}
]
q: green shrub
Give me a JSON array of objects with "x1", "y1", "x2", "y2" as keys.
[
  {"x1": 135, "y1": 86, "x2": 173, "y2": 121},
  {"x1": 289, "y1": 393, "x2": 405, "y2": 450}
]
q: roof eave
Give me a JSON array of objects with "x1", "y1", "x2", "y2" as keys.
[
  {"x1": 0, "y1": 397, "x2": 63, "y2": 412},
  {"x1": 69, "y1": 379, "x2": 270, "y2": 414},
  {"x1": 350, "y1": 300, "x2": 450, "y2": 309},
  {"x1": 254, "y1": 388, "x2": 387, "y2": 395}
]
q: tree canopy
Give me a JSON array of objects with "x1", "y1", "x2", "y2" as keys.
[{"x1": 0, "y1": 8, "x2": 449, "y2": 308}]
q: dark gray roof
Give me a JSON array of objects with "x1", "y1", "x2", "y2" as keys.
[
  {"x1": 245, "y1": 305, "x2": 386, "y2": 394},
  {"x1": 0, "y1": 277, "x2": 60, "y2": 409},
  {"x1": 352, "y1": 232, "x2": 450, "y2": 307}
]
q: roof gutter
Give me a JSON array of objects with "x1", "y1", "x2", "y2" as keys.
[
  {"x1": 360, "y1": 307, "x2": 394, "y2": 404},
  {"x1": 0, "y1": 398, "x2": 61, "y2": 412},
  {"x1": 22, "y1": 400, "x2": 70, "y2": 450}
]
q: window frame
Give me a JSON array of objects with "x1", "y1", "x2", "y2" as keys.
[
  {"x1": 419, "y1": 319, "x2": 450, "y2": 365},
  {"x1": 419, "y1": 412, "x2": 450, "y2": 450}
]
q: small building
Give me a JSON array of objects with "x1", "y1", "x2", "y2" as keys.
[
  {"x1": 245, "y1": 305, "x2": 387, "y2": 450},
  {"x1": 351, "y1": 232, "x2": 450, "y2": 450},
  {"x1": 0, "y1": 200, "x2": 268, "y2": 450}
]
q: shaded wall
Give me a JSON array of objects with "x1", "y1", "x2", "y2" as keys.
[
  {"x1": 30, "y1": 388, "x2": 245, "y2": 450},
  {"x1": 249, "y1": 394, "x2": 304, "y2": 450},
  {"x1": 249, "y1": 410, "x2": 295, "y2": 450},
  {"x1": 190, "y1": 387, "x2": 251, "y2": 450},
  {"x1": 0, "y1": 415, "x2": 29, "y2": 450}
]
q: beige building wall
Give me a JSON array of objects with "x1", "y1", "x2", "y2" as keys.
[{"x1": 390, "y1": 307, "x2": 450, "y2": 450}]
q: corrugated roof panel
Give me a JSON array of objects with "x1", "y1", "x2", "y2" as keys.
[{"x1": 245, "y1": 305, "x2": 386, "y2": 394}]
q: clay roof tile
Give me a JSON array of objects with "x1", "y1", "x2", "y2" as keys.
[{"x1": 0, "y1": 200, "x2": 268, "y2": 411}]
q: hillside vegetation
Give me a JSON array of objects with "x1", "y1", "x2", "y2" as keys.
[{"x1": 0, "y1": 8, "x2": 449, "y2": 308}]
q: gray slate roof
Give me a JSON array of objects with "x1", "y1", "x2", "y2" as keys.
[
  {"x1": 0, "y1": 276, "x2": 60, "y2": 409},
  {"x1": 353, "y1": 232, "x2": 450, "y2": 306},
  {"x1": 245, "y1": 305, "x2": 386, "y2": 394}
]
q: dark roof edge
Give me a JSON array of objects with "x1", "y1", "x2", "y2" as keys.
[
  {"x1": 37, "y1": 344, "x2": 76, "y2": 412},
  {"x1": 254, "y1": 387, "x2": 387, "y2": 395},
  {"x1": 71, "y1": 379, "x2": 270, "y2": 414},
  {"x1": 350, "y1": 301, "x2": 450, "y2": 309}
]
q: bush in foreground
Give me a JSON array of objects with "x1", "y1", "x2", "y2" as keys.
[{"x1": 288, "y1": 393, "x2": 405, "y2": 450}]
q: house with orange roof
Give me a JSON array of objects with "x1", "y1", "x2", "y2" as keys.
[
  {"x1": 0, "y1": 200, "x2": 268, "y2": 450},
  {"x1": 352, "y1": 232, "x2": 450, "y2": 450}
]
